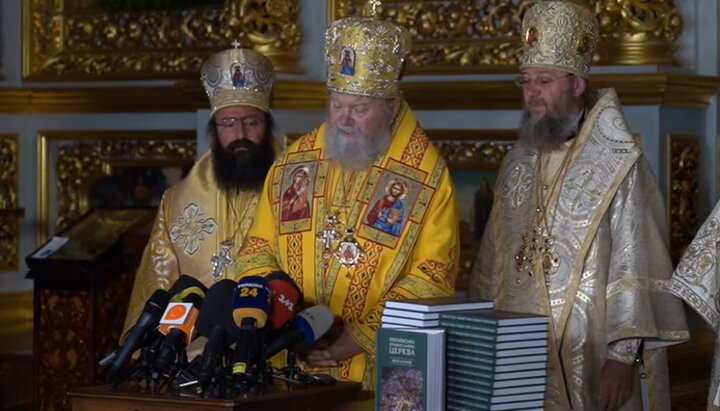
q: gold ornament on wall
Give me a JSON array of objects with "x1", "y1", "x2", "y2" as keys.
[
  {"x1": 667, "y1": 134, "x2": 699, "y2": 265},
  {"x1": 37, "y1": 131, "x2": 196, "y2": 244},
  {"x1": 24, "y1": 0, "x2": 301, "y2": 81},
  {"x1": 328, "y1": 0, "x2": 681, "y2": 73},
  {"x1": 0, "y1": 135, "x2": 19, "y2": 272}
]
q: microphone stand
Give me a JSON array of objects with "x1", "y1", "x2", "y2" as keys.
[{"x1": 272, "y1": 351, "x2": 337, "y2": 387}]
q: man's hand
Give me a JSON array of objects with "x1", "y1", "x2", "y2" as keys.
[
  {"x1": 297, "y1": 325, "x2": 364, "y2": 368},
  {"x1": 599, "y1": 359, "x2": 634, "y2": 411}
]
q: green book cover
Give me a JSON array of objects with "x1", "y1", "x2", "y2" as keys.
[
  {"x1": 439, "y1": 318, "x2": 549, "y2": 334},
  {"x1": 385, "y1": 297, "x2": 493, "y2": 312},
  {"x1": 445, "y1": 349, "x2": 548, "y2": 366},
  {"x1": 446, "y1": 334, "x2": 547, "y2": 350},
  {"x1": 443, "y1": 326, "x2": 547, "y2": 343},
  {"x1": 446, "y1": 356, "x2": 546, "y2": 374},
  {"x1": 446, "y1": 344, "x2": 548, "y2": 358},
  {"x1": 375, "y1": 328, "x2": 445, "y2": 411},
  {"x1": 440, "y1": 310, "x2": 549, "y2": 326},
  {"x1": 445, "y1": 381, "x2": 545, "y2": 404},
  {"x1": 446, "y1": 373, "x2": 547, "y2": 392}
]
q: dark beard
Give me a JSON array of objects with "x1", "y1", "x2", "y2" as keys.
[{"x1": 211, "y1": 135, "x2": 274, "y2": 192}]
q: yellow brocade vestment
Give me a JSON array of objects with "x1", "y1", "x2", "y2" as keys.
[
  {"x1": 122, "y1": 151, "x2": 260, "y2": 339},
  {"x1": 234, "y1": 102, "x2": 459, "y2": 389},
  {"x1": 471, "y1": 90, "x2": 688, "y2": 410}
]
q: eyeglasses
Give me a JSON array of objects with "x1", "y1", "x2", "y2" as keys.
[
  {"x1": 215, "y1": 116, "x2": 265, "y2": 131},
  {"x1": 514, "y1": 74, "x2": 571, "y2": 89}
]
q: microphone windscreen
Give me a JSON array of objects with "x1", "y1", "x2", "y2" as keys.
[
  {"x1": 167, "y1": 274, "x2": 207, "y2": 302},
  {"x1": 157, "y1": 303, "x2": 200, "y2": 345},
  {"x1": 266, "y1": 272, "x2": 302, "y2": 329},
  {"x1": 145, "y1": 289, "x2": 173, "y2": 317},
  {"x1": 232, "y1": 276, "x2": 271, "y2": 328},
  {"x1": 196, "y1": 279, "x2": 242, "y2": 342},
  {"x1": 295, "y1": 305, "x2": 334, "y2": 343}
]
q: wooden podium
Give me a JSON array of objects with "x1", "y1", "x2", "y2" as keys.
[
  {"x1": 26, "y1": 208, "x2": 156, "y2": 411},
  {"x1": 68, "y1": 382, "x2": 362, "y2": 411}
]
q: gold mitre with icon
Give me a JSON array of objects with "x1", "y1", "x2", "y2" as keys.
[
  {"x1": 201, "y1": 42, "x2": 275, "y2": 115},
  {"x1": 520, "y1": 1, "x2": 599, "y2": 78},
  {"x1": 325, "y1": 3, "x2": 411, "y2": 99}
]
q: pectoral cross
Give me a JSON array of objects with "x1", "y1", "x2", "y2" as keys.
[
  {"x1": 316, "y1": 214, "x2": 342, "y2": 260},
  {"x1": 210, "y1": 240, "x2": 234, "y2": 281}
]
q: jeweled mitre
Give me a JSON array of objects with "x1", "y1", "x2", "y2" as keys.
[
  {"x1": 201, "y1": 46, "x2": 275, "y2": 114},
  {"x1": 520, "y1": 1, "x2": 599, "y2": 77},
  {"x1": 325, "y1": 16, "x2": 411, "y2": 99}
]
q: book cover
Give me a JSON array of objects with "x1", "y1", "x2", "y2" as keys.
[
  {"x1": 447, "y1": 394, "x2": 544, "y2": 410},
  {"x1": 445, "y1": 350, "x2": 548, "y2": 366},
  {"x1": 383, "y1": 308, "x2": 441, "y2": 320},
  {"x1": 381, "y1": 315, "x2": 441, "y2": 327},
  {"x1": 385, "y1": 297, "x2": 494, "y2": 312},
  {"x1": 439, "y1": 319, "x2": 549, "y2": 334},
  {"x1": 446, "y1": 375, "x2": 547, "y2": 393},
  {"x1": 440, "y1": 310, "x2": 549, "y2": 326},
  {"x1": 446, "y1": 356, "x2": 547, "y2": 374},
  {"x1": 446, "y1": 335, "x2": 548, "y2": 351},
  {"x1": 444, "y1": 328, "x2": 547, "y2": 343},
  {"x1": 375, "y1": 328, "x2": 445, "y2": 411},
  {"x1": 447, "y1": 344, "x2": 548, "y2": 358},
  {"x1": 445, "y1": 384, "x2": 545, "y2": 404}
]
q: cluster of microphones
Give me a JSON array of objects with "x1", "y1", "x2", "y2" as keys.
[{"x1": 99, "y1": 272, "x2": 335, "y2": 396}]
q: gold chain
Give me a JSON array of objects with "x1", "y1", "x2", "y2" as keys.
[
  {"x1": 226, "y1": 189, "x2": 253, "y2": 244},
  {"x1": 534, "y1": 138, "x2": 578, "y2": 235}
]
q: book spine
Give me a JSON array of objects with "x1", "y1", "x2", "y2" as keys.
[{"x1": 440, "y1": 312, "x2": 501, "y2": 326}]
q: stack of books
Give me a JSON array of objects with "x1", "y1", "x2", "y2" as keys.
[
  {"x1": 381, "y1": 297, "x2": 494, "y2": 329},
  {"x1": 439, "y1": 310, "x2": 550, "y2": 411}
]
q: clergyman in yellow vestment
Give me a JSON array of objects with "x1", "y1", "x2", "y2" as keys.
[
  {"x1": 234, "y1": 13, "x2": 459, "y2": 389},
  {"x1": 122, "y1": 45, "x2": 276, "y2": 343}
]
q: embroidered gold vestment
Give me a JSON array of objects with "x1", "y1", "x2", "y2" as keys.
[
  {"x1": 471, "y1": 89, "x2": 688, "y2": 410},
  {"x1": 234, "y1": 102, "x2": 459, "y2": 389},
  {"x1": 122, "y1": 151, "x2": 259, "y2": 339}
]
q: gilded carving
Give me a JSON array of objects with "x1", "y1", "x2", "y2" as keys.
[
  {"x1": 330, "y1": 0, "x2": 681, "y2": 72},
  {"x1": 428, "y1": 129, "x2": 516, "y2": 170},
  {"x1": 667, "y1": 135, "x2": 699, "y2": 265},
  {"x1": 37, "y1": 131, "x2": 196, "y2": 244},
  {"x1": 435, "y1": 141, "x2": 514, "y2": 170},
  {"x1": 594, "y1": 0, "x2": 682, "y2": 65},
  {"x1": 0, "y1": 135, "x2": 19, "y2": 272},
  {"x1": 24, "y1": 0, "x2": 301, "y2": 81}
]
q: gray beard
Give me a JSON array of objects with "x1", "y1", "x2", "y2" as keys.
[
  {"x1": 325, "y1": 124, "x2": 393, "y2": 171},
  {"x1": 517, "y1": 110, "x2": 581, "y2": 153}
]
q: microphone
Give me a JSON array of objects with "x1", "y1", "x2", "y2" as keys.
[
  {"x1": 108, "y1": 289, "x2": 171, "y2": 378},
  {"x1": 266, "y1": 271, "x2": 302, "y2": 329},
  {"x1": 153, "y1": 280, "x2": 207, "y2": 377},
  {"x1": 231, "y1": 276, "x2": 271, "y2": 376},
  {"x1": 195, "y1": 279, "x2": 243, "y2": 384},
  {"x1": 167, "y1": 274, "x2": 207, "y2": 303},
  {"x1": 263, "y1": 305, "x2": 334, "y2": 360}
]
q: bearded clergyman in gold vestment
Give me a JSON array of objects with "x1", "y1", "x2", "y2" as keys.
[
  {"x1": 469, "y1": 2, "x2": 688, "y2": 410},
  {"x1": 234, "y1": 12, "x2": 459, "y2": 389},
  {"x1": 122, "y1": 45, "x2": 276, "y2": 341}
]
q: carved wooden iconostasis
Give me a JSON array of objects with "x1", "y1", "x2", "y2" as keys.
[
  {"x1": 19, "y1": 0, "x2": 717, "y2": 288},
  {"x1": 37, "y1": 131, "x2": 196, "y2": 244},
  {"x1": 0, "y1": 135, "x2": 20, "y2": 272}
]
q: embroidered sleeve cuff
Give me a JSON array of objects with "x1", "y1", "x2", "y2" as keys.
[
  {"x1": 607, "y1": 338, "x2": 642, "y2": 365},
  {"x1": 345, "y1": 319, "x2": 373, "y2": 355}
]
